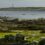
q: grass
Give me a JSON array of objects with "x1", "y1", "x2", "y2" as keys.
[{"x1": 0, "y1": 30, "x2": 45, "y2": 42}]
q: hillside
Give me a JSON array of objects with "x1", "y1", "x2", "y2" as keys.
[{"x1": 0, "y1": 17, "x2": 45, "y2": 32}]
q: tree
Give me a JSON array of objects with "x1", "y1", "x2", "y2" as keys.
[
  {"x1": 4, "y1": 35, "x2": 14, "y2": 42},
  {"x1": 15, "y1": 34, "x2": 25, "y2": 42},
  {"x1": 39, "y1": 39, "x2": 45, "y2": 45}
]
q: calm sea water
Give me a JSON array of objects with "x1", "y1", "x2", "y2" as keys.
[{"x1": 0, "y1": 11, "x2": 45, "y2": 19}]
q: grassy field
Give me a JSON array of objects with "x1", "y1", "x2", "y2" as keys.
[{"x1": 0, "y1": 30, "x2": 45, "y2": 42}]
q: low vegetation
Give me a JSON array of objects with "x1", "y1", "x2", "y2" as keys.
[
  {"x1": 0, "y1": 16, "x2": 45, "y2": 45},
  {"x1": 0, "y1": 17, "x2": 45, "y2": 32},
  {"x1": 0, "y1": 33, "x2": 45, "y2": 45}
]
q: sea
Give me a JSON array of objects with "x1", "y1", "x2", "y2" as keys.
[{"x1": 0, "y1": 11, "x2": 45, "y2": 20}]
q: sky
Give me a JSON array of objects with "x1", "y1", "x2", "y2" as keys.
[{"x1": 0, "y1": 0, "x2": 45, "y2": 8}]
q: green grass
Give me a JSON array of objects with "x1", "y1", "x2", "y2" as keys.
[{"x1": 0, "y1": 30, "x2": 45, "y2": 42}]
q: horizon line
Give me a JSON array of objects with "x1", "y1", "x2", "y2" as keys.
[{"x1": 0, "y1": 6, "x2": 45, "y2": 8}]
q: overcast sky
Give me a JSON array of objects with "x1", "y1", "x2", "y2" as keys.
[{"x1": 0, "y1": 0, "x2": 45, "y2": 8}]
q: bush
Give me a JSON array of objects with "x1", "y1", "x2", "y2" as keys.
[{"x1": 39, "y1": 39, "x2": 45, "y2": 45}]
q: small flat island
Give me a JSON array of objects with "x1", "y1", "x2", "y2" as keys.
[{"x1": 0, "y1": 7, "x2": 45, "y2": 11}]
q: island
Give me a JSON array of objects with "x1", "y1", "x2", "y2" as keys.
[{"x1": 0, "y1": 7, "x2": 45, "y2": 11}]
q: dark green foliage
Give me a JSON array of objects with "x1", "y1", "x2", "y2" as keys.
[
  {"x1": 0, "y1": 34, "x2": 31, "y2": 45},
  {"x1": 1, "y1": 34, "x2": 45, "y2": 45},
  {"x1": 4, "y1": 35, "x2": 14, "y2": 42},
  {"x1": 39, "y1": 39, "x2": 45, "y2": 45},
  {"x1": 1, "y1": 16, "x2": 45, "y2": 32},
  {"x1": 40, "y1": 30, "x2": 45, "y2": 33},
  {"x1": 15, "y1": 33, "x2": 24, "y2": 42}
]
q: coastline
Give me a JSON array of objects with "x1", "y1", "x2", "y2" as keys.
[{"x1": 0, "y1": 7, "x2": 45, "y2": 11}]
